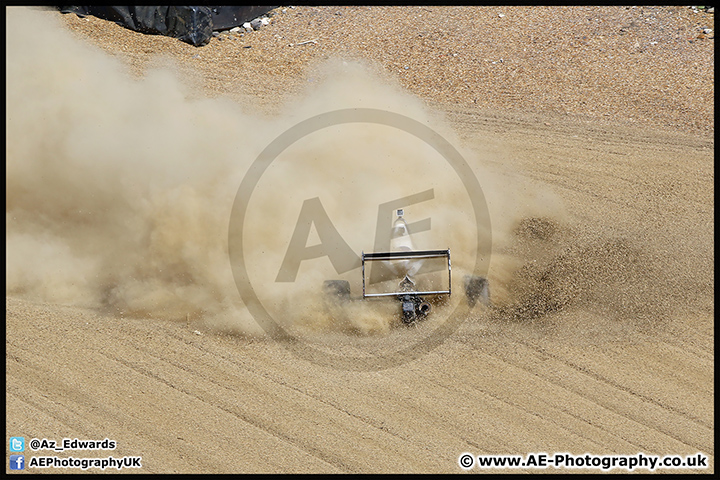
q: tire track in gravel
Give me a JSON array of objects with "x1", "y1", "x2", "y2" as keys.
[{"x1": 511, "y1": 338, "x2": 712, "y2": 448}]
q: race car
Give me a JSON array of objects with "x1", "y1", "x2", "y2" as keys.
[{"x1": 323, "y1": 209, "x2": 490, "y2": 324}]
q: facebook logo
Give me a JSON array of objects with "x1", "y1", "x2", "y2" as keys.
[
  {"x1": 9, "y1": 437, "x2": 25, "y2": 452},
  {"x1": 9, "y1": 455, "x2": 25, "y2": 470}
]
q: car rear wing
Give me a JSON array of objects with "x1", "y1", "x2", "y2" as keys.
[{"x1": 361, "y1": 249, "x2": 451, "y2": 298}]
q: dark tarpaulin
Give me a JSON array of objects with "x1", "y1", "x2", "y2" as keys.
[
  {"x1": 210, "y1": 6, "x2": 278, "y2": 31},
  {"x1": 57, "y1": 6, "x2": 278, "y2": 46}
]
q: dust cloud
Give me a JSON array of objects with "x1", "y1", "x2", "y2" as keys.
[{"x1": 6, "y1": 6, "x2": 571, "y2": 338}]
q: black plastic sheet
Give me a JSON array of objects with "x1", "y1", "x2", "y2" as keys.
[{"x1": 57, "y1": 6, "x2": 277, "y2": 46}]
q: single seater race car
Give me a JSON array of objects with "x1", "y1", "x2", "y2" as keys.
[{"x1": 323, "y1": 209, "x2": 490, "y2": 324}]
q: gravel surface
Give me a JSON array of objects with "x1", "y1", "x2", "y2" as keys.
[
  {"x1": 58, "y1": 5, "x2": 714, "y2": 135},
  {"x1": 8, "y1": 7, "x2": 714, "y2": 474}
]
